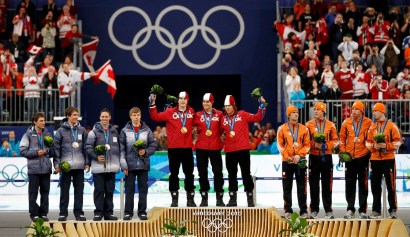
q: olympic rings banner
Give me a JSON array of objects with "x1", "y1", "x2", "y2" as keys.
[{"x1": 1, "y1": 154, "x2": 410, "y2": 195}]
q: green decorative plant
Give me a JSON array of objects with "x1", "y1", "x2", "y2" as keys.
[
  {"x1": 313, "y1": 133, "x2": 326, "y2": 144},
  {"x1": 374, "y1": 133, "x2": 386, "y2": 153},
  {"x1": 43, "y1": 136, "x2": 54, "y2": 148},
  {"x1": 94, "y1": 145, "x2": 108, "y2": 168},
  {"x1": 59, "y1": 161, "x2": 70, "y2": 173},
  {"x1": 150, "y1": 84, "x2": 164, "y2": 95},
  {"x1": 166, "y1": 94, "x2": 178, "y2": 104},
  {"x1": 133, "y1": 139, "x2": 146, "y2": 151},
  {"x1": 297, "y1": 158, "x2": 307, "y2": 169},
  {"x1": 25, "y1": 217, "x2": 61, "y2": 237},
  {"x1": 339, "y1": 152, "x2": 352, "y2": 163},
  {"x1": 161, "y1": 218, "x2": 197, "y2": 237},
  {"x1": 279, "y1": 213, "x2": 317, "y2": 237},
  {"x1": 250, "y1": 87, "x2": 268, "y2": 107}
]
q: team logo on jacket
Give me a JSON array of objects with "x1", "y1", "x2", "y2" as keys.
[
  {"x1": 172, "y1": 112, "x2": 194, "y2": 119},
  {"x1": 200, "y1": 116, "x2": 220, "y2": 122},
  {"x1": 222, "y1": 116, "x2": 242, "y2": 126}
]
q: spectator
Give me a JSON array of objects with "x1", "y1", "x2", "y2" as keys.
[
  {"x1": 57, "y1": 5, "x2": 76, "y2": 49},
  {"x1": 363, "y1": 7, "x2": 377, "y2": 26},
  {"x1": 8, "y1": 33, "x2": 26, "y2": 63},
  {"x1": 380, "y1": 39, "x2": 400, "y2": 73},
  {"x1": 1, "y1": 48, "x2": 16, "y2": 76},
  {"x1": 0, "y1": 139, "x2": 14, "y2": 157},
  {"x1": 344, "y1": 2, "x2": 361, "y2": 29},
  {"x1": 387, "y1": 78, "x2": 400, "y2": 99},
  {"x1": 8, "y1": 130, "x2": 20, "y2": 157},
  {"x1": 320, "y1": 62, "x2": 334, "y2": 92},
  {"x1": 329, "y1": 13, "x2": 347, "y2": 60},
  {"x1": 66, "y1": 0, "x2": 78, "y2": 16},
  {"x1": 348, "y1": 49, "x2": 366, "y2": 69},
  {"x1": 338, "y1": 34, "x2": 358, "y2": 61},
  {"x1": 294, "y1": 0, "x2": 307, "y2": 21},
  {"x1": 42, "y1": 65, "x2": 58, "y2": 118},
  {"x1": 401, "y1": 13, "x2": 410, "y2": 37},
  {"x1": 382, "y1": 66, "x2": 397, "y2": 82},
  {"x1": 290, "y1": 82, "x2": 307, "y2": 124},
  {"x1": 284, "y1": 32, "x2": 303, "y2": 59},
  {"x1": 298, "y1": 4, "x2": 315, "y2": 33},
  {"x1": 404, "y1": 40, "x2": 410, "y2": 66},
  {"x1": 396, "y1": 66, "x2": 410, "y2": 90},
  {"x1": 302, "y1": 59, "x2": 320, "y2": 90},
  {"x1": 61, "y1": 24, "x2": 98, "y2": 60},
  {"x1": 399, "y1": 89, "x2": 410, "y2": 130},
  {"x1": 0, "y1": 8, "x2": 6, "y2": 41},
  {"x1": 256, "y1": 133, "x2": 271, "y2": 153},
  {"x1": 281, "y1": 53, "x2": 297, "y2": 74},
  {"x1": 401, "y1": 84, "x2": 410, "y2": 98},
  {"x1": 353, "y1": 64, "x2": 369, "y2": 99},
  {"x1": 333, "y1": 54, "x2": 345, "y2": 73},
  {"x1": 37, "y1": 55, "x2": 53, "y2": 78},
  {"x1": 58, "y1": 55, "x2": 74, "y2": 73},
  {"x1": 326, "y1": 78, "x2": 342, "y2": 127},
  {"x1": 366, "y1": 44, "x2": 384, "y2": 73},
  {"x1": 365, "y1": 63, "x2": 379, "y2": 83},
  {"x1": 304, "y1": 41, "x2": 320, "y2": 58},
  {"x1": 306, "y1": 79, "x2": 323, "y2": 101},
  {"x1": 324, "y1": 4, "x2": 337, "y2": 29},
  {"x1": 388, "y1": 8, "x2": 402, "y2": 47},
  {"x1": 12, "y1": 7, "x2": 34, "y2": 48},
  {"x1": 315, "y1": 18, "x2": 329, "y2": 48},
  {"x1": 285, "y1": 66, "x2": 301, "y2": 97},
  {"x1": 310, "y1": 0, "x2": 327, "y2": 19},
  {"x1": 23, "y1": 64, "x2": 41, "y2": 120},
  {"x1": 300, "y1": 50, "x2": 320, "y2": 72},
  {"x1": 269, "y1": 139, "x2": 280, "y2": 154},
  {"x1": 369, "y1": 75, "x2": 388, "y2": 100},
  {"x1": 41, "y1": 13, "x2": 57, "y2": 58},
  {"x1": 345, "y1": 17, "x2": 358, "y2": 42},
  {"x1": 335, "y1": 60, "x2": 354, "y2": 99},
  {"x1": 3, "y1": 63, "x2": 24, "y2": 121},
  {"x1": 373, "y1": 13, "x2": 390, "y2": 47},
  {"x1": 42, "y1": 0, "x2": 58, "y2": 21},
  {"x1": 357, "y1": 16, "x2": 375, "y2": 52}
]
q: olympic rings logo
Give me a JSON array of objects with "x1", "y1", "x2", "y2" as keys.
[
  {"x1": 0, "y1": 164, "x2": 28, "y2": 187},
  {"x1": 108, "y1": 5, "x2": 245, "y2": 70},
  {"x1": 202, "y1": 218, "x2": 233, "y2": 233}
]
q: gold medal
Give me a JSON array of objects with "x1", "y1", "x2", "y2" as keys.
[
  {"x1": 230, "y1": 131, "x2": 235, "y2": 137},
  {"x1": 181, "y1": 127, "x2": 187, "y2": 134},
  {"x1": 206, "y1": 130, "x2": 212, "y2": 136}
]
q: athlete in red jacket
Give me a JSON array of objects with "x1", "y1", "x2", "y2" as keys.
[
  {"x1": 149, "y1": 91, "x2": 196, "y2": 207},
  {"x1": 220, "y1": 95, "x2": 266, "y2": 207},
  {"x1": 193, "y1": 93, "x2": 225, "y2": 207}
]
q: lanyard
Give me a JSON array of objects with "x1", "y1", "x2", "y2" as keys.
[
  {"x1": 177, "y1": 110, "x2": 188, "y2": 128},
  {"x1": 227, "y1": 114, "x2": 236, "y2": 131},
  {"x1": 287, "y1": 122, "x2": 299, "y2": 143},
  {"x1": 203, "y1": 110, "x2": 213, "y2": 130},
  {"x1": 37, "y1": 131, "x2": 43, "y2": 150},
  {"x1": 70, "y1": 127, "x2": 78, "y2": 142},
  {"x1": 377, "y1": 120, "x2": 388, "y2": 134},
  {"x1": 133, "y1": 126, "x2": 141, "y2": 141},
  {"x1": 353, "y1": 117, "x2": 363, "y2": 137},
  {"x1": 104, "y1": 129, "x2": 109, "y2": 144},
  {"x1": 315, "y1": 119, "x2": 326, "y2": 133}
]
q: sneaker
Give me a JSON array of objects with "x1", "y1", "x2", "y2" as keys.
[
  {"x1": 325, "y1": 212, "x2": 335, "y2": 219},
  {"x1": 284, "y1": 212, "x2": 292, "y2": 219},
  {"x1": 93, "y1": 215, "x2": 102, "y2": 221},
  {"x1": 41, "y1": 216, "x2": 49, "y2": 222},
  {"x1": 104, "y1": 215, "x2": 118, "y2": 221},
  {"x1": 344, "y1": 210, "x2": 355, "y2": 219},
  {"x1": 389, "y1": 211, "x2": 398, "y2": 219},
  {"x1": 58, "y1": 216, "x2": 67, "y2": 221},
  {"x1": 310, "y1": 212, "x2": 318, "y2": 219},
  {"x1": 139, "y1": 214, "x2": 148, "y2": 220},
  {"x1": 123, "y1": 214, "x2": 132, "y2": 221},
  {"x1": 300, "y1": 213, "x2": 308, "y2": 219},
  {"x1": 31, "y1": 216, "x2": 39, "y2": 222},
  {"x1": 369, "y1": 211, "x2": 382, "y2": 219},
  {"x1": 75, "y1": 215, "x2": 86, "y2": 221},
  {"x1": 359, "y1": 212, "x2": 368, "y2": 219}
]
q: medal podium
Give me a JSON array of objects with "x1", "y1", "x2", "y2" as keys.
[{"x1": 27, "y1": 207, "x2": 408, "y2": 237}]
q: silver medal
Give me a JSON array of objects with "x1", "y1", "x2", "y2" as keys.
[
  {"x1": 105, "y1": 144, "x2": 111, "y2": 151},
  {"x1": 72, "y1": 142, "x2": 79, "y2": 148}
]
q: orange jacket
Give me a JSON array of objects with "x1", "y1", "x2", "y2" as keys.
[
  {"x1": 306, "y1": 118, "x2": 339, "y2": 156},
  {"x1": 339, "y1": 116, "x2": 372, "y2": 158},
  {"x1": 366, "y1": 120, "x2": 401, "y2": 160},
  {"x1": 277, "y1": 122, "x2": 310, "y2": 161},
  {"x1": 3, "y1": 73, "x2": 24, "y2": 96}
]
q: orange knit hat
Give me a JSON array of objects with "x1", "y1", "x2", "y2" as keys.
[
  {"x1": 372, "y1": 102, "x2": 386, "y2": 114},
  {"x1": 352, "y1": 100, "x2": 364, "y2": 113},
  {"x1": 314, "y1": 102, "x2": 326, "y2": 113},
  {"x1": 286, "y1": 105, "x2": 298, "y2": 116}
]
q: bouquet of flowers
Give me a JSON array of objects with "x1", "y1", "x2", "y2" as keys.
[
  {"x1": 59, "y1": 161, "x2": 70, "y2": 173},
  {"x1": 133, "y1": 139, "x2": 146, "y2": 151},
  {"x1": 43, "y1": 135, "x2": 54, "y2": 147},
  {"x1": 166, "y1": 94, "x2": 178, "y2": 104},
  {"x1": 339, "y1": 152, "x2": 352, "y2": 162},
  {"x1": 297, "y1": 158, "x2": 307, "y2": 169},
  {"x1": 313, "y1": 133, "x2": 326, "y2": 144},
  {"x1": 279, "y1": 212, "x2": 317, "y2": 237},
  {"x1": 250, "y1": 87, "x2": 268, "y2": 107},
  {"x1": 374, "y1": 133, "x2": 386, "y2": 153},
  {"x1": 94, "y1": 145, "x2": 108, "y2": 168},
  {"x1": 150, "y1": 84, "x2": 164, "y2": 95}
]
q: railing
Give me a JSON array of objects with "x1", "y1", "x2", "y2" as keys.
[
  {"x1": 0, "y1": 88, "x2": 76, "y2": 124},
  {"x1": 289, "y1": 99, "x2": 410, "y2": 134}
]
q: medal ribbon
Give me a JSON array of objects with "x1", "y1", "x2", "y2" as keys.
[
  {"x1": 133, "y1": 126, "x2": 141, "y2": 141},
  {"x1": 353, "y1": 117, "x2": 363, "y2": 138},
  {"x1": 70, "y1": 127, "x2": 78, "y2": 143},
  {"x1": 104, "y1": 129, "x2": 110, "y2": 144},
  {"x1": 37, "y1": 131, "x2": 43, "y2": 150},
  {"x1": 315, "y1": 119, "x2": 326, "y2": 162},
  {"x1": 227, "y1": 114, "x2": 236, "y2": 132},
  {"x1": 287, "y1": 122, "x2": 299, "y2": 143},
  {"x1": 203, "y1": 110, "x2": 213, "y2": 131},
  {"x1": 177, "y1": 110, "x2": 188, "y2": 129},
  {"x1": 377, "y1": 120, "x2": 387, "y2": 134}
]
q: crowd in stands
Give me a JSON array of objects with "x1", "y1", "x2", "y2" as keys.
[
  {"x1": 0, "y1": 0, "x2": 97, "y2": 122},
  {"x1": 274, "y1": 0, "x2": 410, "y2": 126}
]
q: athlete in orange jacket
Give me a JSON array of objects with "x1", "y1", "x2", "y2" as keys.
[
  {"x1": 277, "y1": 106, "x2": 310, "y2": 218},
  {"x1": 339, "y1": 100, "x2": 372, "y2": 219},
  {"x1": 365, "y1": 103, "x2": 401, "y2": 219},
  {"x1": 305, "y1": 102, "x2": 338, "y2": 219}
]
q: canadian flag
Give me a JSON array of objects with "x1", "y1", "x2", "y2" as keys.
[
  {"x1": 95, "y1": 60, "x2": 116, "y2": 98},
  {"x1": 27, "y1": 45, "x2": 43, "y2": 55},
  {"x1": 274, "y1": 21, "x2": 306, "y2": 43},
  {"x1": 82, "y1": 39, "x2": 99, "y2": 72}
]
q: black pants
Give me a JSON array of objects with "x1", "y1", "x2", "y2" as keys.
[
  {"x1": 345, "y1": 154, "x2": 369, "y2": 213},
  {"x1": 196, "y1": 149, "x2": 224, "y2": 193},
  {"x1": 226, "y1": 150, "x2": 254, "y2": 192},
  {"x1": 309, "y1": 154, "x2": 333, "y2": 213},
  {"x1": 370, "y1": 159, "x2": 397, "y2": 213},
  {"x1": 59, "y1": 169, "x2": 84, "y2": 217},
  {"x1": 282, "y1": 162, "x2": 307, "y2": 214},
  {"x1": 124, "y1": 170, "x2": 148, "y2": 217},
  {"x1": 168, "y1": 148, "x2": 195, "y2": 192},
  {"x1": 28, "y1": 174, "x2": 50, "y2": 218},
  {"x1": 93, "y1": 173, "x2": 115, "y2": 217}
]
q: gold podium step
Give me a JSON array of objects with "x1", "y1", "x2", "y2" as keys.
[{"x1": 27, "y1": 207, "x2": 409, "y2": 237}]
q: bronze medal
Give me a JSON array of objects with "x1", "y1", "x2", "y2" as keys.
[
  {"x1": 206, "y1": 130, "x2": 212, "y2": 136},
  {"x1": 230, "y1": 131, "x2": 235, "y2": 137},
  {"x1": 181, "y1": 127, "x2": 187, "y2": 134}
]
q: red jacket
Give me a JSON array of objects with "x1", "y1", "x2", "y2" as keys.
[
  {"x1": 335, "y1": 68, "x2": 354, "y2": 99},
  {"x1": 149, "y1": 105, "x2": 195, "y2": 149},
  {"x1": 369, "y1": 80, "x2": 388, "y2": 100},
  {"x1": 61, "y1": 30, "x2": 83, "y2": 48},
  {"x1": 220, "y1": 108, "x2": 265, "y2": 153},
  {"x1": 194, "y1": 109, "x2": 223, "y2": 150}
]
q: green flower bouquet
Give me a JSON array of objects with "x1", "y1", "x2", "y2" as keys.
[
  {"x1": 43, "y1": 135, "x2": 54, "y2": 148},
  {"x1": 313, "y1": 133, "x2": 326, "y2": 144},
  {"x1": 161, "y1": 218, "x2": 197, "y2": 237},
  {"x1": 94, "y1": 145, "x2": 108, "y2": 168},
  {"x1": 166, "y1": 94, "x2": 178, "y2": 104},
  {"x1": 59, "y1": 161, "x2": 70, "y2": 173},
  {"x1": 150, "y1": 84, "x2": 164, "y2": 95},
  {"x1": 297, "y1": 158, "x2": 307, "y2": 169},
  {"x1": 133, "y1": 139, "x2": 146, "y2": 151},
  {"x1": 374, "y1": 133, "x2": 386, "y2": 153},
  {"x1": 339, "y1": 152, "x2": 352, "y2": 162},
  {"x1": 279, "y1": 212, "x2": 317, "y2": 237},
  {"x1": 250, "y1": 87, "x2": 268, "y2": 107}
]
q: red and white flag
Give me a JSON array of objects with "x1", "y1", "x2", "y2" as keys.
[
  {"x1": 95, "y1": 60, "x2": 116, "y2": 98},
  {"x1": 274, "y1": 22, "x2": 306, "y2": 43},
  {"x1": 27, "y1": 45, "x2": 43, "y2": 55},
  {"x1": 82, "y1": 39, "x2": 99, "y2": 72}
]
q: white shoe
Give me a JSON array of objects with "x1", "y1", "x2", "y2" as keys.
[{"x1": 344, "y1": 210, "x2": 355, "y2": 219}]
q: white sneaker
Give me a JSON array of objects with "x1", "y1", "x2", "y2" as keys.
[
  {"x1": 344, "y1": 210, "x2": 355, "y2": 219},
  {"x1": 389, "y1": 211, "x2": 398, "y2": 219},
  {"x1": 310, "y1": 212, "x2": 318, "y2": 219},
  {"x1": 325, "y1": 212, "x2": 335, "y2": 219},
  {"x1": 284, "y1": 212, "x2": 292, "y2": 219},
  {"x1": 369, "y1": 211, "x2": 382, "y2": 219},
  {"x1": 359, "y1": 212, "x2": 368, "y2": 219}
]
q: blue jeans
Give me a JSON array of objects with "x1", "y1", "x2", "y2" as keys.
[
  {"x1": 59, "y1": 97, "x2": 69, "y2": 116},
  {"x1": 26, "y1": 97, "x2": 39, "y2": 121}
]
